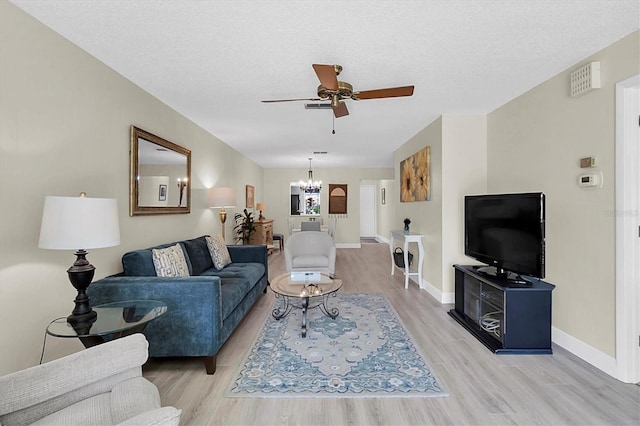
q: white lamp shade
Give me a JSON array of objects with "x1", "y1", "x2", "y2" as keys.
[
  {"x1": 38, "y1": 196, "x2": 121, "y2": 250},
  {"x1": 209, "y1": 187, "x2": 236, "y2": 208}
]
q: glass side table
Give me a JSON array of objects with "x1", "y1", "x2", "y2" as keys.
[{"x1": 46, "y1": 300, "x2": 167, "y2": 348}]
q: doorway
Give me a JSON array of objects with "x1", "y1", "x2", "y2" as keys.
[
  {"x1": 615, "y1": 73, "x2": 639, "y2": 384},
  {"x1": 359, "y1": 184, "x2": 377, "y2": 238}
]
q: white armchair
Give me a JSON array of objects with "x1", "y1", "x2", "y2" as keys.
[
  {"x1": 0, "y1": 334, "x2": 181, "y2": 426},
  {"x1": 285, "y1": 230, "x2": 336, "y2": 276}
]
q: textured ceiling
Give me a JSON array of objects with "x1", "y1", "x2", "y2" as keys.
[{"x1": 10, "y1": 0, "x2": 639, "y2": 169}]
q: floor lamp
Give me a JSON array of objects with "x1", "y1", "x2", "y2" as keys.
[
  {"x1": 209, "y1": 187, "x2": 236, "y2": 241},
  {"x1": 38, "y1": 194, "x2": 120, "y2": 326}
]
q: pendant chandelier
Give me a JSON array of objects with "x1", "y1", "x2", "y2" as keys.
[{"x1": 299, "y1": 157, "x2": 322, "y2": 191}]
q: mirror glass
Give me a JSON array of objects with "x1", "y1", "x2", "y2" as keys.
[
  {"x1": 290, "y1": 183, "x2": 320, "y2": 216},
  {"x1": 130, "y1": 126, "x2": 191, "y2": 216}
]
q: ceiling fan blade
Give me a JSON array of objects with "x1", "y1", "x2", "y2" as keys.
[
  {"x1": 332, "y1": 101, "x2": 349, "y2": 118},
  {"x1": 353, "y1": 85, "x2": 414, "y2": 100},
  {"x1": 312, "y1": 64, "x2": 339, "y2": 91},
  {"x1": 261, "y1": 97, "x2": 322, "y2": 103}
]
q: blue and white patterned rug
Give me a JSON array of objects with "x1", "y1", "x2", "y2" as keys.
[{"x1": 227, "y1": 292, "x2": 448, "y2": 398}]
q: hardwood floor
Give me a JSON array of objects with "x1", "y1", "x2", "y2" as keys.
[{"x1": 144, "y1": 243, "x2": 640, "y2": 425}]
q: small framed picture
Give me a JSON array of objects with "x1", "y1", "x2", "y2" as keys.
[
  {"x1": 158, "y1": 184, "x2": 167, "y2": 201},
  {"x1": 246, "y1": 185, "x2": 255, "y2": 208}
]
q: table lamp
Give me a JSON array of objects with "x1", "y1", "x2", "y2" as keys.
[
  {"x1": 256, "y1": 203, "x2": 266, "y2": 221},
  {"x1": 209, "y1": 187, "x2": 236, "y2": 240},
  {"x1": 38, "y1": 194, "x2": 120, "y2": 325}
]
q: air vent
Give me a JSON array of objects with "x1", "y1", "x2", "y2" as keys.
[
  {"x1": 304, "y1": 103, "x2": 331, "y2": 110},
  {"x1": 570, "y1": 61, "x2": 601, "y2": 97},
  {"x1": 313, "y1": 151, "x2": 328, "y2": 155}
]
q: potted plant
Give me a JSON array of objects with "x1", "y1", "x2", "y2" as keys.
[
  {"x1": 403, "y1": 218, "x2": 411, "y2": 233},
  {"x1": 233, "y1": 209, "x2": 256, "y2": 244}
]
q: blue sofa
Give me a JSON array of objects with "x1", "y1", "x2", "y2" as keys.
[{"x1": 88, "y1": 235, "x2": 268, "y2": 374}]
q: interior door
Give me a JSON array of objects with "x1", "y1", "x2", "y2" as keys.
[{"x1": 359, "y1": 184, "x2": 377, "y2": 238}]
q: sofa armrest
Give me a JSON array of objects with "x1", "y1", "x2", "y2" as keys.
[
  {"x1": 88, "y1": 276, "x2": 223, "y2": 357},
  {"x1": 0, "y1": 334, "x2": 148, "y2": 422}
]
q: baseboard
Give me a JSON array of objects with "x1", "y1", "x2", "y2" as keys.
[
  {"x1": 552, "y1": 326, "x2": 618, "y2": 379},
  {"x1": 377, "y1": 234, "x2": 390, "y2": 245},
  {"x1": 336, "y1": 243, "x2": 361, "y2": 249},
  {"x1": 422, "y1": 278, "x2": 455, "y2": 304}
]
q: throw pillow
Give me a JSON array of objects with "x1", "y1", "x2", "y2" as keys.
[
  {"x1": 152, "y1": 243, "x2": 190, "y2": 277},
  {"x1": 206, "y1": 235, "x2": 232, "y2": 270}
]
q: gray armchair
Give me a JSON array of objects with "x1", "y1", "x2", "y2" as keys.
[
  {"x1": 0, "y1": 334, "x2": 180, "y2": 426},
  {"x1": 285, "y1": 230, "x2": 336, "y2": 276}
]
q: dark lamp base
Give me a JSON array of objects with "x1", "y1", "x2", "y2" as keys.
[
  {"x1": 66, "y1": 249, "x2": 98, "y2": 327},
  {"x1": 67, "y1": 309, "x2": 97, "y2": 325}
]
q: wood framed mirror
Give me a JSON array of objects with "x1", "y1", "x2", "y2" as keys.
[{"x1": 130, "y1": 126, "x2": 191, "y2": 216}]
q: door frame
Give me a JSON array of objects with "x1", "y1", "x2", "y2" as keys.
[{"x1": 615, "y1": 73, "x2": 639, "y2": 383}]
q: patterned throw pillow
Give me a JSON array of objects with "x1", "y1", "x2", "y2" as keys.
[
  {"x1": 206, "y1": 235, "x2": 232, "y2": 270},
  {"x1": 152, "y1": 244, "x2": 190, "y2": 277}
]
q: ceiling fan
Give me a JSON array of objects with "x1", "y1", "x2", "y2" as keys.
[{"x1": 261, "y1": 64, "x2": 414, "y2": 118}]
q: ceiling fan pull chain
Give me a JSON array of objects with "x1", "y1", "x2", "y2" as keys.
[{"x1": 332, "y1": 114, "x2": 335, "y2": 134}]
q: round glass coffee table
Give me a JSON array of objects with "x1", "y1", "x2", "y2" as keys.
[{"x1": 270, "y1": 272, "x2": 342, "y2": 337}]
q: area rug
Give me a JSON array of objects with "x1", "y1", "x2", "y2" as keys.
[{"x1": 227, "y1": 292, "x2": 448, "y2": 398}]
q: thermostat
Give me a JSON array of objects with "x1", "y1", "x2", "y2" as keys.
[{"x1": 578, "y1": 171, "x2": 603, "y2": 188}]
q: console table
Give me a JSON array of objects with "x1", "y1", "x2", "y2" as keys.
[
  {"x1": 248, "y1": 219, "x2": 274, "y2": 251},
  {"x1": 390, "y1": 230, "x2": 425, "y2": 289}
]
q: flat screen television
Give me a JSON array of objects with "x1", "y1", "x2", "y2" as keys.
[{"x1": 464, "y1": 192, "x2": 545, "y2": 281}]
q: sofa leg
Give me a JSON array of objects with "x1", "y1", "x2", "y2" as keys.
[{"x1": 204, "y1": 356, "x2": 216, "y2": 375}]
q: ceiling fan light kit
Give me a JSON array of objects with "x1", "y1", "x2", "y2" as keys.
[{"x1": 262, "y1": 64, "x2": 414, "y2": 119}]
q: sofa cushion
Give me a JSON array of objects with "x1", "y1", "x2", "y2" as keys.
[
  {"x1": 201, "y1": 262, "x2": 265, "y2": 285},
  {"x1": 122, "y1": 242, "x2": 193, "y2": 277},
  {"x1": 201, "y1": 262, "x2": 265, "y2": 320},
  {"x1": 206, "y1": 235, "x2": 232, "y2": 270},
  {"x1": 219, "y1": 278, "x2": 253, "y2": 320},
  {"x1": 152, "y1": 244, "x2": 190, "y2": 277},
  {"x1": 181, "y1": 236, "x2": 214, "y2": 276}
]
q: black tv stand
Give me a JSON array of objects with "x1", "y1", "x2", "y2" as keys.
[
  {"x1": 448, "y1": 265, "x2": 555, "y2": 354},
  {"x1": 476, "y1": 266, "x2": 531, "y2": 285}
]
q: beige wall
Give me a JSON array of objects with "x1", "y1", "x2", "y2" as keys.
[
  {"x1": 0, "y1": 3, "x2": 263, "y2": 374},
  {"x1": 394, "y1": 115, "x2": 487, "y2": 300},
  {"x1": 441, "y1": 115, "x2": 487, "y2": 296},
  {"x1": 262, "y1": 168, "x2": 393, "y2": 245},
  {"x1": 395, "y1": 117, "x2": 444, "y2": 294},
  {"x1": 487, "y1": 31, "x2": 639, "y2": 357}
]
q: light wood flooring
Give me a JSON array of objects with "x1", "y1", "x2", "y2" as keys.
[{"x1": 144, "y1": 243, "x2": 640, "y2": 425}]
